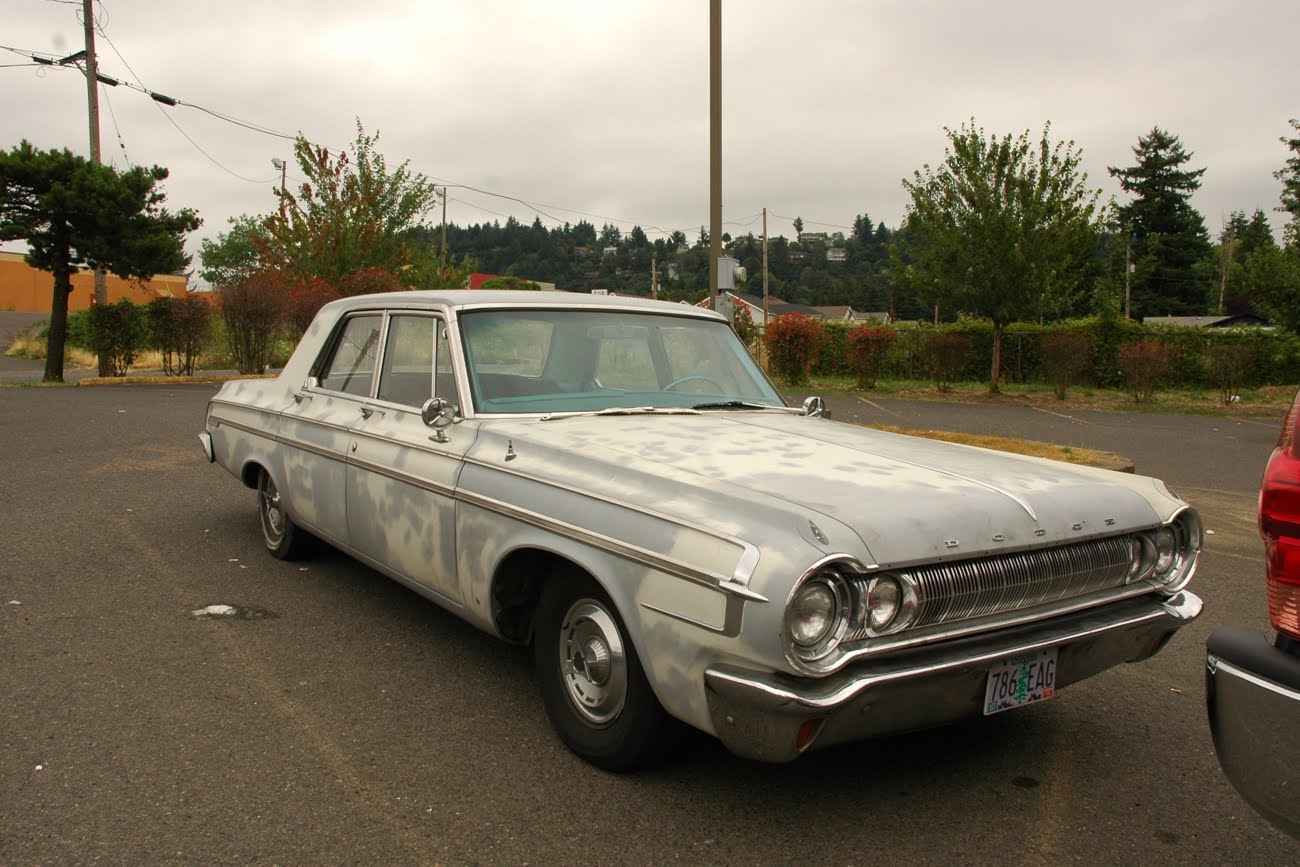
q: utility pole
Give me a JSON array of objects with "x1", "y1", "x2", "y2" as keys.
[
  {"x1": 439, "y1": 187, "x2": 448, "y2": 268},
  {"x1": 761, "y1": 207, "x2": 769, "y2": 323},
  {"x1": 1124, "y1": 235, "x2": 1132, "y2": 320},
  {"x1": 82, "y1": 0, "x2": 110, "y2": 376},
  {"x1": 708, "y1": 0, "x2": 721, "y2": 303},
  {"x1": 651, "y1": 254, "x2": 658, "y2": 300}
]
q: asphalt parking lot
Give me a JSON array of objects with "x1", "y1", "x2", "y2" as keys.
[{"x1": 1, "y1": 382, "x2": 1296, "y2": 864}]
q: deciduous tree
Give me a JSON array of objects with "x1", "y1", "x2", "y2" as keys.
[
  {"x1": 0, "y1": 140, "x2": 199, "y2": 381},
  {"x1": 256, "y1": 121, "x2": 439, "y2": 281},
  {"x1": 898, "y1": 120, "x2": 1106, "y2": 392}
]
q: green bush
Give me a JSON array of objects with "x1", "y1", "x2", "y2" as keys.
[{"x1": 89, "y1": 299, "x2": 149, "y2": 376}]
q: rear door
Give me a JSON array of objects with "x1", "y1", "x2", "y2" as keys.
[{"x1": 278, "y1": 312, "x2": 382, "y2": 545}]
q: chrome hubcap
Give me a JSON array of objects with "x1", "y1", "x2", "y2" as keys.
[
  {"x1": 558, "y1": 599, "x2": 627, "y2": 725},
  {"x1": 260, "y1": 475, "x2": 285, "y2": 543}
]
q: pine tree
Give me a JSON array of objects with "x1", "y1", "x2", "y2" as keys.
[{"x1": 1108, "y1": 128, "x2": 1213, "y2": 317}]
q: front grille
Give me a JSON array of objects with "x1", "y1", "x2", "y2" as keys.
[{"x1": 846, "y1": 535, "x2": 1136, "y2": 639}]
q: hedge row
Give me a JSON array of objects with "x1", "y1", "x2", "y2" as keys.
[{"x1": 793, "y1": 316, "x2": 1300, "y2": 388}]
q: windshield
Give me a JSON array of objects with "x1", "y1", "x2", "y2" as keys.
[{"x1": 458, "y1": 308, "x2": 785, "y2": 415}]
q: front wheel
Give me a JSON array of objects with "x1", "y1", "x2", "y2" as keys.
[
  {"x1": 257, "y1": 468, "x2": 309, "y2": 560},
  {"x1": 534, "y1": 572, "x2": 678, "y2": 771}
]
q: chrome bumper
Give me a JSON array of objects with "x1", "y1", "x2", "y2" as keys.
[
  {"x1": 1206, "y1": 626, "x2": 1300, "y2": 840},
  {"x1": 705, "y1": 591, "x2": 1202, "y2": 763},
  {"x1": 199, "y1": 430, "x2": 215, "y2": 463}
]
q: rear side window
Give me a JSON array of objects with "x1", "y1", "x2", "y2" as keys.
[{"x1": 318, "y1": 314, "x2": 382, "y2": 396}]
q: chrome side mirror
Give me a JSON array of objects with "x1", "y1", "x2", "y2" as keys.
[
  {"x1": 802, "y1": 396, "x2": 827, "y2": 418},
  {"x1": 421, "y1": 397, "x2": 456, "y2": 442}
]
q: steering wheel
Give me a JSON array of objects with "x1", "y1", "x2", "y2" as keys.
[{"x1": 663, "y1": 375, "x2": 724, "y2": 392}]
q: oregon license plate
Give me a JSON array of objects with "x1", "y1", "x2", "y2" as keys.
[{"x1": 984, "y1": 648, "x2": 1057, "y2": 715}]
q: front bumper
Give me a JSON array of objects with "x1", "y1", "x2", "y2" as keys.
[
  {"x1": 704, "y1": 590, "x2": 1202, "y2": 763},
  {"x1": 1206, "y1": 625, "x2": 1300, "y2": 840}
]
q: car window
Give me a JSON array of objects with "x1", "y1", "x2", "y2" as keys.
[
  {"x1": 459, "y1": 309, "x2": 783, "y2": 414},
  {"x1": 376, "y1": 315, "x2": 435, "y2": 407},
  {"x1": 318, "y1": 314, "x2": 382, "y2": 397}
]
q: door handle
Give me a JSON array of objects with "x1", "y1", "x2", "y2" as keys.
[{"x1": 359, "y1": 406, "x2": 385, "y2": 419}]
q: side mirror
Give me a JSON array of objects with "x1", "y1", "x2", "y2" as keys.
[
  {"x1": 421, "y1": 397, "x2": 456, "y2": 442},
  {"x1": 802, "y1": 396, "x2": 828, "y2": 418}
]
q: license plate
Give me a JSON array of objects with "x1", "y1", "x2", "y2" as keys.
[{"x1": 984, "y1": 648, "x2": 1057, "y2": 715}]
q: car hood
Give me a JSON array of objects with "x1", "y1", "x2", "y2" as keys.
[{"x1": 474, "y1": 411, "x2": 1173, "y2": 568}]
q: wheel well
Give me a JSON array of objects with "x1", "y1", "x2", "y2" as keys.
[
  {"x1": 491, "y1": 548, "x2": 592, "y2": 645},
  {"x1": 240, "y1": 461, "x2": 264, "y2": 489}
]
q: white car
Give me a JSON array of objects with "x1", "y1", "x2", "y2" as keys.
[{"x1": 202, "y1": 290, "x2": 1203, "y2": 770}]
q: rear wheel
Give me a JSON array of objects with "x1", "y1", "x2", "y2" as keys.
[
  {"x1": 257, "y1": 468, "x2": 308, "y2": 560},
  {"x1": 534, "y1": 571, "x2": 678, "y2": 771}
]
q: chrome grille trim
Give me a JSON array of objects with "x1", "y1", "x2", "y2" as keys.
[{"x1": 845, "y1": 535, "x2": 1135, "y2": 641}]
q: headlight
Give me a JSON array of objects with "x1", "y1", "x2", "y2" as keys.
[
  {"x1": 1153, "y1": 527, "x2": 1177, "y2": 574},
  {"x1": 1139, "y1": 508, "x2": 1202, "y2": 593},
  {"x1": 789, "y1": 582, "x2": 837, "y2": 646},
  {"x1": 866, "y1": 575, "x2": 902, "y2": 631},
  {"x1": 784, "y1": 572, "x2": 850, "y2": 663}
]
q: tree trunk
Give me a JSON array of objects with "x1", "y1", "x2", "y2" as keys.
[
  {"x1": 989, "y1": 322, "x2": 1003, "y2": 394},
  {"x1": 43, "y1": 265, "x2": 72, "y2": 383}
]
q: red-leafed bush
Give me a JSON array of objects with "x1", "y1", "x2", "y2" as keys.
[
  {"x1": 337, "y1": 267, "x2": 408, "y2": 297},
  {"x1": 763, "y1": 313, "x2": 822, "y2": 384},
  {"x1": 1118, "y1": 341, "x2": 1170, "y2": 402},
  {"x1": 846, "y1": 324, "x2": 897, "y2": 389},
  {"x1": 220, "y1": 270, "x2": 290, "y2": 374},
  {"x1": 286, "y1": 276, "x2": 340, "y2": 336}
]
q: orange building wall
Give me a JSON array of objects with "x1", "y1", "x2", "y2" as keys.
[{"x1": 0, "y1": 251, "x2": 188, "y2": 313}]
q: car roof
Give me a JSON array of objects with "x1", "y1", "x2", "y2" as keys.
[{"x1": 320, "y1": 289, "x2": 724, "y2": 321}]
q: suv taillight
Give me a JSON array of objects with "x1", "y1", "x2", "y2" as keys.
[{"x1": 1261, "y1": 389, "x2": 1300, "y2": 641}]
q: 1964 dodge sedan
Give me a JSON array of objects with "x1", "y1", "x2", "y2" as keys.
[{"x1": 201, "y1": 290, "x2": 1203, "y2": 770}]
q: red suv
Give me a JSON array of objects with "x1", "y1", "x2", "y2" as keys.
[{"x1": 1206, "y1": 388, "x2": 1300, "y2": 839}]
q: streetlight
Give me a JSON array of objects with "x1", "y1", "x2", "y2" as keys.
[{"x1": 272, "y1": 157, "x2": 286, "y2": 201}]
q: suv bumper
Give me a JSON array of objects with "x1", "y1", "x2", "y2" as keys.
[{"x1": 1206, "y1": 625, "x2": 1300, "y2": 840}]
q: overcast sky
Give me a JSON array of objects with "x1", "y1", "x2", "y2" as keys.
[{"x1": 5, "y1": 0, "x2": 1298, "y2": 281}]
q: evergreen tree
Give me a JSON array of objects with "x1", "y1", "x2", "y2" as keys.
[
  {"x1": 0, "y1": 140, "x2": 200, "y2": 381},
  {"x1": 1108, "y1": 128, "x2": 1213, "y2": 317}
]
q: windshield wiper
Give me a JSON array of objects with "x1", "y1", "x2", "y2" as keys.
[
  {"x1": 691, "y1": 400, "x2": 792, "y2": 412},
  {"x1": 541, "y1": 406, "x2": 702, "y2": 421}
]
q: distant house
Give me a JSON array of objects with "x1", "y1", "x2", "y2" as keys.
[
  {"x1": 826, "y1": 247, "x2": 847, "y2": 262},
  {"x1": 1143, "y1": 314, "x2": 1270, "y2": 328},
  {"x1": 0, "y1": 250, "x2": 188, "y2": 313},
  {"x1": 814, "y1": 305, "x2": 891, "y2": 324}
]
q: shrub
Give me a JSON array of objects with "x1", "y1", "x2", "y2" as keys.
[
  {"x1": 1118, "y1": 341, "x2": 1170, "y2": 402},
  {"x1": 763, "y1": 313, "x2": 822, "y2": 384},
  {"x1": 846, "y1": 324, "x2": 897, "y2": 389},
  {"x1": 1041, "y1": 332, "x2": 1091, "y2": 399},
  {"x1": 149, "y1": 294, "x2": 212, "y2": 376},
  {"x1": 337, "y1": 267, "x2": 408, "y2": 297},
  {"x1": 286, "y1": 276, "x2": 340, "y2": 336},
  {"x1": 88, "y1": 298, "x2": 149, "y2": 376},
  {"x1": 925, "y1": 332, "x2": 971, "y2": 392},
  {"x1": 1205, "y1": 343, "x2": 1258, "y2": 404},
  {"x1": 220, "y1": 271, "x2": 289, "y2": 374},
  {"x1": 730, "y1": 302, "x2": 758, "y2": 353}
]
